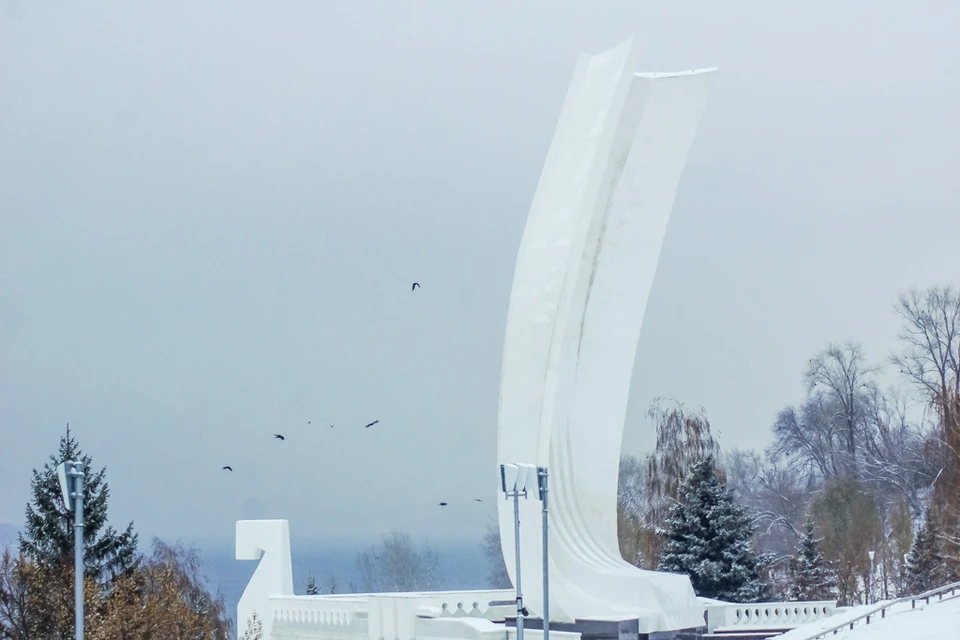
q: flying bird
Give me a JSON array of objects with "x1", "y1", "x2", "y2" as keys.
[
  {"x1": 439, "y1": 502, "x2": 448, "y2": 507},
  {"x1": 329, "y1": 423, "x2": 335, "y2": 428},
  {"x1": 474, "y1": 498, "x2": 483, "y2": 503},
  {"x1": 411, "y1": 282, "x2": 420, "y2": 291},
  {"x1": 307, "y1": 421, "x2": 311, "y2": 425},
  {"x1": 274, "y1": 434, "x2": 285, "y2": 440},
  {"x1": 364, "y1": 420, "x2": 379, "y2": 429},
  {"x1": 222, "y1": 466, "x2": 233, "y2": 471}
]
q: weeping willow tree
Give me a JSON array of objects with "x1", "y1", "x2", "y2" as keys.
[{"x1": 618, "y1": 398, "x2": 721, "y2": 569}]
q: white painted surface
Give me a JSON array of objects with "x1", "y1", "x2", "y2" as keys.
[
  {"x1": 704, "y1": 600, "x2": 837, "y2": 631},
  {"x1": 244, "y1": 568, "x2": 514, "y2": 640},
  {"x1": 496, "y1": 38, "x2": 716, "y2": 632},
  {"x1": 237, "y1": 519, "x2": 295, "y2": 638}
]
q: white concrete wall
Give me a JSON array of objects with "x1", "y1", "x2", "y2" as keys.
[
  {"x1": 704, "y1": 601, "x2": 837, "y2": 632},
  {"x1": 496, "y1": 37, "x2": 716, "y2": 632},
  {"x1": 237, "y1": 519, "x2": 295, "y2": 638}
]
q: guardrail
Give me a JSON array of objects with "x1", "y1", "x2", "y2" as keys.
[{"x1": 777, "y1": 580, "x2": 960, "y2": 639}]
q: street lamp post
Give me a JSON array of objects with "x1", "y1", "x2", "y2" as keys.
[
  {"x1": 867, "y1": 550, "x2": 876, "y2": 604},
  {"x1": 501, "y1": 464, "x2": 538, "y2": 640},
  {"x1": 536, "y1": 467, "x2": 549, "y2": 640},
  {"x1": 58, "y1": 461, "x2": 85, "y2": 640}
]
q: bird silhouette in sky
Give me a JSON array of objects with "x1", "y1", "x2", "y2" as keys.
[
  {"x1": 474, "y1": 498, "x2": 482, "y2": 503},
  {"x1": 439, "y1": 502, "x2": 448, "y2": 507},
  {"x1": 274, "y1": 434, "x2": 285, "y2": 441},
  {"x1": 329, "y1": 423, "x2": 335, "y2": 428},
  {"x1": 364, "y1": 420, "x2": 379, "y2": 429},
  {"x1": 222, "y1": 466, "x2": 233, "y2": 471},
  {"x1": 411, "y1": 282, "x2": 420, "y2": 291},
  {"x1": 307, "y1": 421, "x2": 311, "y2": 425}
]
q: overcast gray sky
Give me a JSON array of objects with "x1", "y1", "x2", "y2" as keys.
[{"x1": 2, "y1": 1, "x2": 959, "y2": 545}]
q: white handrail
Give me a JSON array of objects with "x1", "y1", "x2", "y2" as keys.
[{"x1": 778, "y1": 580, "x2": 960, "y2": 640}]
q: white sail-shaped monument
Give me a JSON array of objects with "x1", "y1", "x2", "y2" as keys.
[{"x1": 497, "y1": 38, "x2": 717, "y2": 633}]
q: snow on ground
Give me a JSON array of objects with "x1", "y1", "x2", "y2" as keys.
[{"x1": 777, "y1": 593, "x2": 960, "y2": 639}]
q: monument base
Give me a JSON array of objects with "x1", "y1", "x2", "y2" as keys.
[{"x1": 504, "y1": 616, "x2": 706, "y2": 640}]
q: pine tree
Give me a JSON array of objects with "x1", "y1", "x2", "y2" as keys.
[
  {"x1": 305, "y1": 572, "x2": 319, "y2": 595},
  {"x1": 905, "y1": 507, "x2": 951, "y2": 594},
  {"x1": 788, "y1": 517, "x2": 837, "y2": 600},
  {"x1": 657, "y1": 455, "x2": 767, "y2": 602},
  {"x1": 18, "y1": 425, "x2": 139, "y2": 585}
]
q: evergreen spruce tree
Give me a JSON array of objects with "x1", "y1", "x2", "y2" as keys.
[
  {"x1": 905, "y1": 507, "x2": 950, "y2": 594},
  {"x1": 18, "y1": 425, "x2": 139, "y2": 585},
  {"x1": 305, "y1": 572, "x2": 319, "y2": 595},
  {"x1": 788, "y1": 517, "x2": 837, "y2": 600},
  {"x1": 657, "y1": 455, "x2": 767, "y2": 602}
]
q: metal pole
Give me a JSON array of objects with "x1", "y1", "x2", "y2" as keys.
[
  {"x1": 73, "y1": 463, "x2": 85, "y2": 640},
  {"x1": 513, "y1": 490, "x2": 524, "y2": 640},
  {"x1": 538, "y1": 468, "x2": 549, "y2": 640}
]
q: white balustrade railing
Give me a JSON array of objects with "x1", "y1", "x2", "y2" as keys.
[
  {"x1": 416, "y1": 616, "x2": 510, "y2": 640},
  {"x1": 268, "y1": 590, "x2": 514, "y2": 640},
  {"x1": 368, "y1": 590, "x2": 514, "y2": 640},
  {"x1": 705, "y1": 600, "x2": 837, "y2": 631},
  {"x1": 271, "y1": 595, "x2": 368, "y2": 628},
  {"x1": 402, "y1": 590, "x2": 514, "y2": 618}
]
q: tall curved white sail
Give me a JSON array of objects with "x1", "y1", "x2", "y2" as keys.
[{"x1": 497, "y1": 38, "x2": 716, "y2": 633}]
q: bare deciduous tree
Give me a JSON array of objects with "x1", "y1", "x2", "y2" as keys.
[
  {"x1": 774, "y1": 345, "x2": 934, "y2": 492},
  {"x1": 481, "y1": 521, "x2": 511, "y2": 589},
  {"x1": 0, "y1": 539, "x2": 231, "y2": 640},
  {"x1": 857, "y1": 387, "x2": 937, "y2": 515},
  {"x1": 239, "y1": 612, "x2": 264, "y2": 640},
  {"x1": 357, "y1": 531, "x2": 440, "y2": 592},
  {"x1": 0, "y1": 548, "x2": 37, "y2": 640},
  {"x1": 892, "y1": 286, "x2": 960, "y2": 569},
  {"x1": 770, "y1": 342, "x2": 878, "y2": 484},
  {"x1": 805, "y1": 342, "x2": 879, "y2": 477},
  {"x1": 93, "y1": 538, "x2": 231, "y2": 639},
  {"x1": 892, "y1": 286, "x2": 960, "y2": 418},
  {"x1": 0, "y1": 549, "x2": 99, "y2": 639},
  {"x1": 726, "y1": 449, "x2": 814, "y2": 558},
  {"x1": 617, "y1": 454, "x2": 647, "y2": 567},
  {"x1": 771, "y1": 399, "x2": 839, "y2": 481}
]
